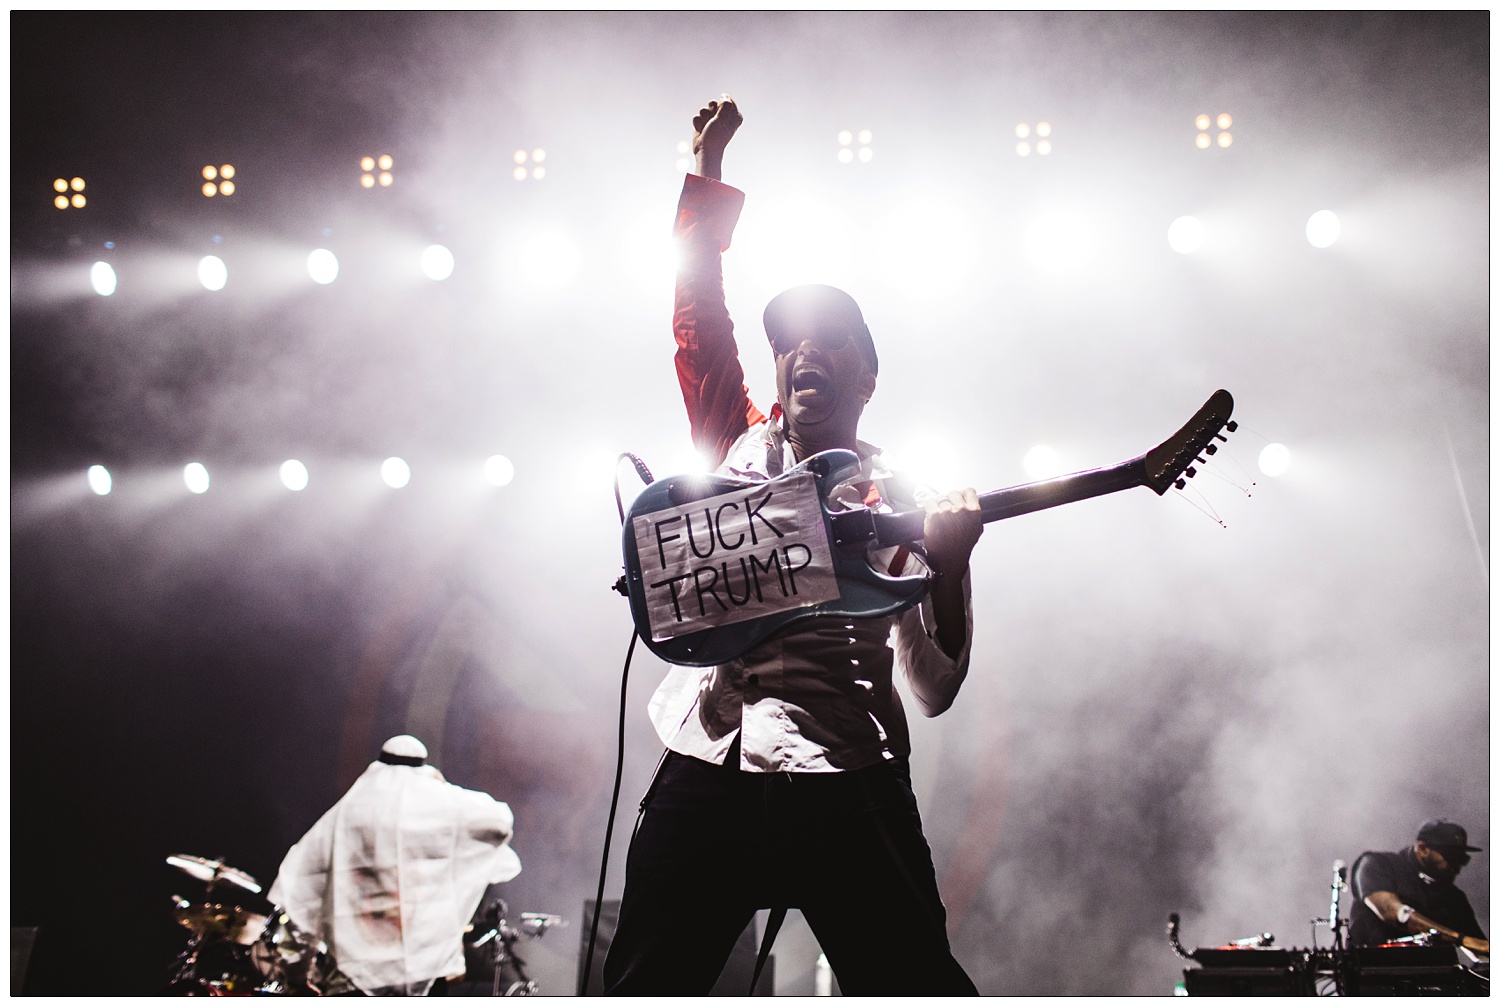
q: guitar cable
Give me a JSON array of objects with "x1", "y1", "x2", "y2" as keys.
[{"x1": 580, "y1": 453, "x2": 657, "y2": 993}]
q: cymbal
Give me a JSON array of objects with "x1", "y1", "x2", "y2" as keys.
[{"x1": 166, "y1": 854, "x2": 262, "y2": 894}]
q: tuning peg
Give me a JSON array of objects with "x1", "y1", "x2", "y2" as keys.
[
  {"x1": 1226, "y1": 420, "x2": 1238, "y2": 432},
  {"x1": 1205, "y1": 444, "x2": 1218, "y2": 455},
  {"x1": 1186, "y1": 466, "x2": 1197, "y2": 478},
  {"x1": 1174, "y1": 478, "x2": 1186, "y2": 490}
]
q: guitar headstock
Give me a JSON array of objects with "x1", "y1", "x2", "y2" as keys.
[{"x1": 1143, "y1": 389, "x2": 1236, "y2": 495}]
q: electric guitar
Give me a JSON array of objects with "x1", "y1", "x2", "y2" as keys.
[{"x1": 621, "y1": 389, "x2": 1235, "y2": 667}]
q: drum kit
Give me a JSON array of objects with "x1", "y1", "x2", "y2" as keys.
[{"x1": 160, "y1": 854, "x2": 565, "y2": 996}]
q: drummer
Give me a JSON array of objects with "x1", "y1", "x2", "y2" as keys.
[
  {"x1": 267, "y1": 735, "x2": 522, "y2": 995},
  {"x1": 1348, "y1": 818, "x2": 1487, "y2": 953}
]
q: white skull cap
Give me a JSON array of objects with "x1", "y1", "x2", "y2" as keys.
[{"x1": 380, "y1": 734, "x2": 428, "y2": 760}]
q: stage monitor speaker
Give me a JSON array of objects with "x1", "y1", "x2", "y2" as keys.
[{"x1": 577, "y1": 900, "x2": 774, "y2": 995}]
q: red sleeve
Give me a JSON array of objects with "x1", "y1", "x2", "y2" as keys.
[{"x1": 672, "y1": 174, "x2": 766, "y2": 468}]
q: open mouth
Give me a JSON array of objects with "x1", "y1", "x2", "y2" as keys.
[{"x1": 792, "y1": 365, "x2": 831, "y2": 394}]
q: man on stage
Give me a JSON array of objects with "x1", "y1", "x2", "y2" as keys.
[
  {"x1": 269, "y1": 735, "x2": 523, "y2": 995},
  {"x1": 1349, "y1": 818, "x2": 1487, "y2": 953},
  {"x1": 602, "y1": 95, "x2": 984, "y2": 995}
]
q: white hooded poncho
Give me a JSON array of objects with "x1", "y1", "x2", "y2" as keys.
[{"x1": 268, "y1": 756, "x2": 522, "y2": 995}]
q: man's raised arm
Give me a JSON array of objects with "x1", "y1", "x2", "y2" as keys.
[{"x1": 673, "y1": 96, "x2": 765, "y2": 468}]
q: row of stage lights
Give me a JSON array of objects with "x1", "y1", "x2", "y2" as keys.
[
  {"x1": 83, "y1": 454, "x2": 517, "y2": 497},
  {"x1": 55, "y1": 113, "x2": 1242, "y2": 210},
  {"x1": 77, "y1": 204, "x2": 1343, "y2": 299},
  {"x1": 77, "y1": 440, "x2": 1293, "y2": 500}
]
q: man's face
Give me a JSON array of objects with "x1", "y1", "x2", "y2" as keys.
[
  {"x1": 771, "y1": 321, "x2": 876, "y2": 434},
  {"x1": 1415, "y1": 841, "x2": 1468, "y2": 882}
]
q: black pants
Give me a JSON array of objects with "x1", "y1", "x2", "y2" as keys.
[{"x1": 601, "y1": 748, "x2": 977, "y2": 995}]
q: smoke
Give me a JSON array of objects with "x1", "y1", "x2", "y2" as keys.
[{"x1": 9, "y1": 11, "x2": 1486, "y2": 995}]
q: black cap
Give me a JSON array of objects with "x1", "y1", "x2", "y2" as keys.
[
  {"x1": 762, "y1": 284, "x2": 878, "y2": 375},
  {"x1": 1417, "y1": 819, "x2": 1483, "y2": 852}
]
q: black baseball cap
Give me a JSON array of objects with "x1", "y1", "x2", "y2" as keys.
[
  {"x1": 1417, "y1": 819, "x2": 1483, "y2": 852},
  {"x1": 762, "y1": 284, "x2": 879, "y2": 375}
]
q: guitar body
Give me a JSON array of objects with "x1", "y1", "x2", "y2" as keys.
[
  {"x1": 621, "y1": 389, "x2": 1236, "y2": 667},
  {"x1": 622, "y1": 448, "x2": 931, "y2": 667}
]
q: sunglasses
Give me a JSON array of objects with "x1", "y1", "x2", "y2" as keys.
[
  {"x1": 769, "y1": 327, "x2": 857, "y2": 357},
  {"x1": 1435, "y1": 848, "x2": 1472, "y2": 867}
]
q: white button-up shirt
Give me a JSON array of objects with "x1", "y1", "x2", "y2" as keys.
[{"x1": 647, "y1": 420, "x2": 973, "y2": 773}]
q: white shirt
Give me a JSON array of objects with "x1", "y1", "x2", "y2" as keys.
[
  {"x1": 267, "y1": 761, "x2": 522, "y2": 995},
  {"x1": 647, "y1": 420, "x2": 973, "y2": 773}
]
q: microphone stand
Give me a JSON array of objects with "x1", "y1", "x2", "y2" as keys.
[{"x1": 1317, "y1": 861, "x2": 1348, "y2": 995}]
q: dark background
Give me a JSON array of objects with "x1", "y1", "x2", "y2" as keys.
[{"x1": 10, "y1": 12, "x2": 1488, "y2": 995}]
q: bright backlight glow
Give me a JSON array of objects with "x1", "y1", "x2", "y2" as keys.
[
  {"x1": 1306, "y1": 210, "x2": 1341, "y2": 248},
  {"x1": 1023, "y1": 211, "x2": 1099, "y2": 273},
  {"x1": 198, "y1": 255, "x2": 228, "y2": 291},
  {"x1": 307, "y1": 248, "x2": 339, "y2": 285},
  {"x1": 421, "y1": 244, "x2": 455, "y2": 280},
  {"x1": 87, "y1": 465, "x2": 112, "y2": 496},
  {"x1": 91, "y1": 261, "x2": 117, "y2": 296},
  {"x1": 515, "y1": 232, "x2": 581, "y2": 289},
  {"x1": 184, "y1": 462, "x2": 210, "y2": 494},
  {"x1": 1167, "y1": 216, "x2": 1206, "y2": 254},
  {"x1": 381, "y1": 457, "x2": 411, "y2": 488},
  {"x1": 1258, "y1": 443, "x2": 1291, "y2": 477},
  {"x1": 1023, "y1": 445, "x2": 1064, "y2": 480},
  {"x1": 280, "y1": 459, "x2": 309, "y2": 491},
  {"x1": 483, "y1": 454, "x2": 515, "y2": 487}
]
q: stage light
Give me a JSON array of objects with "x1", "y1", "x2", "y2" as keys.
[
  {"x1": 90, "y1": 261, "x2": 117, "y2": 296},
  {"x1": 837, "y1": 129, "x2": 873, "y2": 164},
  {"x1": 202, "y1": 165, "x2": 235, "y2": 196},
  {"x1": 483, "y1": 454, "x2": 515, "y2": 487},
  {"x1": 87, "y1": 465, "x2": 112, "y2": 496},
  {"x1": 197, "y1": 255, "x2": 228, "y2": 291},
  {"x1": 1023, "y1": 211, "x2": 1099, "y2": 273},
  {"x1": 675, "y1": 139, "x2": 692, "y2": 173},
  {"x1": 52, "y1": 176, "x2": 85, "y2": 209},
  {"x1": 1167, "y1": 215, "x2": 1206, "y2": 254},
  {"x1": 307, "y1": 248, "x2": 339, "y2": 285},
  {"x1": 1023, "y1": 445, "x2": 1064, "y2": 480},
  {"x1": 381, "y1": 457, "x2": 411, "y2": 489},
  {"x1": 184, "y1": 462, "x2": 210, "y2": 494},
  {"x1": 1258, "y1": 443, "x2": 1290, "y2": 476},
  {"x1": 421, "y1": 244, "x2": 455, "y2": 281},
  {"x1": 279, "y1": 459, "x2": 309, "y2": 491},
  {"x1": 1195, "y1": 114, "x2": 1233, "y2": 150},
  {"x1": 358, "y1": 153, "x2": 395, "y2": 188},
  {"x1": 1016, "y1": 123, "x2": 1052, "y2": 156},
  {"x1": 513, "y1": 148, "x2": 547, "y2": 181},
  {"x1": 1306, "y1": 210, "x2": 1340, "y2": 248}
]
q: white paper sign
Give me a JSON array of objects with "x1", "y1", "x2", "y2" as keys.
[{"x1": 631, "y1": 471, "x2": 840, "y2": 642}]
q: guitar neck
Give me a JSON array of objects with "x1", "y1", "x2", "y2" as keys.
[{"x1": 864, "y1": 455, "x2": 1150, "y2": 547}]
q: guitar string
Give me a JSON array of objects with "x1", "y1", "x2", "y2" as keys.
[{"x1": 1171, "y1": 482, "x2": 1228, "y2": 528}]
